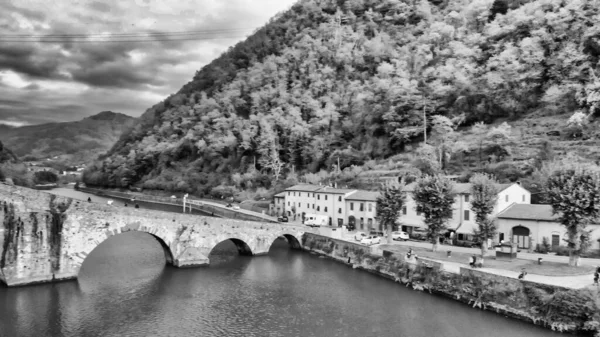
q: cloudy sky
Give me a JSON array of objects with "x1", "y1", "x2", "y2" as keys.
[{"x1": 0, "y1": 0, "x2": 297, "y2": 127}]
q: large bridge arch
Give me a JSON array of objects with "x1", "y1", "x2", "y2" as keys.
[{"x1": 72, "y1": 222, "x2": 177, "y2": 276}]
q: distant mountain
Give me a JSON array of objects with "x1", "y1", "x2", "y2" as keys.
[{"x1": 0, "y1": 111, "x2": 136, "y2": 164}]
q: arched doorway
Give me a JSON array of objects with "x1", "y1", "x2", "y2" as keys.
[
  {"x1": 348, "y1": 216, "x2": 356, "y2": 230},
  {"x1": 512, "y1": 226, "x2": 530, "y2": 249}
]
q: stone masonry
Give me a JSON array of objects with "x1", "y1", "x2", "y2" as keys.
[{"x1": 0, "y1": 183, "x2": 309, "y2": 287}]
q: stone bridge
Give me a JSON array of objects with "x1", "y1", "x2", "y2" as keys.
[{"x1": 0, "y1": 184, "x2": 312, "y2": 287}]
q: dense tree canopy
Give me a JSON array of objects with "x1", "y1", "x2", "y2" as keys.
[{"x1": 84, "y1": 0, "x2": 600, "y2": 196}]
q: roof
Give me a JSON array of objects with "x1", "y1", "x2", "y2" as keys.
[
  {"x1": 274, "y1": 192, "x2": 286, "y2": 198},
  {"x1": 497, "y1": 204, "x2": 559, "y2": 221},
  {"x1": 346, "y1": 191, "x2": 380, "y2": 201},
  {"x1": 402, "y1": 182, "x2": 519, "y2": 194},
  {"x1": 316, "y1": 186, "x2": 356, "y2": 195},
  {"x1": 285, "y1": 184, "x2": 322, "y2": 192}
]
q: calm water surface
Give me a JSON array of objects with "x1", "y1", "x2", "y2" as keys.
[{"x1": 0, "y1": 230, "x2": 570, "y2": 337}]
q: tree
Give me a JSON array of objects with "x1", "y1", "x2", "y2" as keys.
[
  {"x1": 376, "y1": 182, "x2": 406, "y2": 244},
  {"x1": 534, "y1": 140, "x2": 555, "y2": 170},
  {"x1": 545, "y1": 168, "x2": 600, "y2": 266},
  {"x1": 412, "y1": 175, "x2": 455, "y2": 252},
  {"x1": 469, "y1": 173, "x2": 499, "y2": 262}
]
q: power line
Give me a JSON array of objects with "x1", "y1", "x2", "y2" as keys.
[{"x1": 0, "y1": 27, "x2": 260, "y2": 39}]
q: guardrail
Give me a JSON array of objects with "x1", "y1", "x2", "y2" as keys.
[{"x1": 79, "y1": 187, "x2": 278, "y2": 223}]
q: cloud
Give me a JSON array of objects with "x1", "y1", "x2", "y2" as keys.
[{"x1": 0, "y1": 0, "x2": 297, "y2": 124}]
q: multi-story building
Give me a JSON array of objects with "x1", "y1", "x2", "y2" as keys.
[
  {"x1": 283, "y1": 184, "x2": 322, "y2": 221},
  {"x1": 345, "y1": 191, "x2": 380, "y2": 232},
  {"x1": 273, "y1": 192, "x2": 286, "y2": 216},
  {"x1": 313, "y1": 186, "x2": 356, "y2": 227},
  {"x1": 401, "y1": 182, "x2": 531, "y2": 241}
]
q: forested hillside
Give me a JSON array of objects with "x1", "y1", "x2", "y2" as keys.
[
  {"x1": 0, "y1": 111, "x2": 135, "y2": 164},
  {"x1": 84, "y1": 0, "x2": 600, "y2": 198}
]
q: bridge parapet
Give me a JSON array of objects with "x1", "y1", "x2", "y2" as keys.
[{"x1": 0, "y1": 183, "x2": 312, "y2": 287}]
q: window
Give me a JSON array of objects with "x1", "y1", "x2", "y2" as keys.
[
  {"x1": 307, "y1": 203, "x2": 309, "y2": 208},
  {"x1": 522, "y1": 194, "x2": 525, "y2": 202},
  {"x1": 288, "y1": 202, "x2": 290, "y2": 206},
  {"x1": 368, "y1": 203, "x2": 372, "y2": 212},
  {"x1": 464, "y1": 210, "x2": 470, "y2": 221},
  {"x1": 299, "y1": 192, "x2": 302, "y2": 197},
  {"x1": 360, "y1": 203, "x2": 364, "y2": 212},
  {"x1": 350, "y1": 203, "x2": 354, "y2": 211},
  {"x1": 294, "y1": 192, "x2": 296, "y2": 196},
  {"x1": 317, "y1": 206, "x2": 320, "y2": 211},
  {"x1": 324, "y1": 207, "x2": 328, "y2": 212},
  {"x1": 338, "y1": 208, "x2": 342, "y2": 214},
  {"x1": 288, "y1": 192, "x2": 290, "y2": 196},
  {"x1": 465, "y1": 195, "x2": 469, "y2": 202},
  {"x1": 317, "y1": 195, "x2": 320, "y2": 200},
  {"x1": 368, "y1": 218, "x2": 373, "y2": 226},
  {"x1": 360, "y1": 217, "x2": 364, "y2": 225},
  {"x1": 338, "y1": 196, "x2": 342, "y2": 202},
  {"x1": 402, "y1": 206, "x2": 407, "y2": 215},
  {"x1": 312, "y1": 204, "x2": 315, "y2": 209},
  {"x1": 505, "y1": 195, "x2": 509, "y2": 202},
  {"x1": 325, "y1": 195, "x2": 328, "y2": 200}
]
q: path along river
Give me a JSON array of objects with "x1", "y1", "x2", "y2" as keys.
[{"x1": 0, "y1": 188, "x2": 573, "y2": 337}]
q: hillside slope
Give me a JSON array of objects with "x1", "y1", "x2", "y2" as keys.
[
  {"x1": 0, "y1": 111, "x2": 136, "y2": 164},
  {"x1": 84, "y1": 0, "x2": 600, "y2": 195}
]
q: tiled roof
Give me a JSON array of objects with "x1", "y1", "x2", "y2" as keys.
[
  {"x1": 346, "y1": 191, "x2": 380, "y2": 201},
  {"x1": 497, "y1": 204, "x2": 559, "y2": 221},
  {"x1": 274, "y1": 192, "x2": 286, "y2": 198},
  {"x1": 316, "y1": 186, "x2": 356, "y2": 194},
  {"x1": 285, "y1": 184, "x2": 322, "y2": 192}
]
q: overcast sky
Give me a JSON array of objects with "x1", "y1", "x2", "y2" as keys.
[{"x1": 0, "y1": 0, "x2": 297, "y2": 127}]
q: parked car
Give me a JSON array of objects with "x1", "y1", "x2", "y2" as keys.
[
  {"x1": 233, "y1": 205, "x2": 240, "y2": 210},
  {"x1": 354, "y1": 232, "x2": 367, "y2": 242},
  {"x1": 361, "y1": 235, "x2": 381, "y2": 245},
  {"x1": 277, "y1": 215, "x2": 289, "y2": 222},
  {"x1": 410, "y1": 228, "x2": 429, "y2": 241},
  {"x1": 391, "y1": 231, "x2": 409, "y2": 241}
]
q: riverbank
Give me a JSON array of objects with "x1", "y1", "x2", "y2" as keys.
[{"x1": 302, "y1": 233, "x2": 600, "y2": 336}]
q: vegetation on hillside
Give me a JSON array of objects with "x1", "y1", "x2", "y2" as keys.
[
  {"x1": 0, "y1": 111, "x2": 136, "y2": 164},
  {"x1": 84, "y1": 0, "x2": 600, "y2": 198}
]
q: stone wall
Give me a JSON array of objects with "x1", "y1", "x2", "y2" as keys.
[
  {"x1": 0, "y1": 184, "x2": 309, "y2": 287},
  {"x1": 302, "y1": 233, "x2": 600, "y2": 336}
]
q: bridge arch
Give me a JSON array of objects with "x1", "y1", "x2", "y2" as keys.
[
  {"x1": 75, "y1": 223, "x2": 176, "y2": 275},
  {"x1": 267, "y1": 233, "x2": 302, "y2": 251},
  {"x1": 209, "y1": 238, "x2": 254, "y2": 256}
]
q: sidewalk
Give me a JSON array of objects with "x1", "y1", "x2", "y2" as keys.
[{"x1": 334, "y1": 231, "x2": 598, "y2": 289}]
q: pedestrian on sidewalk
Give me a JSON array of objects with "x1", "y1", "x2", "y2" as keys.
[
  {"x1": 469, "y1": 255, "x2": 476, "y2": 268},
  {"x1": 594, "y1": 269, "x2": 599, "y2": 286},
  {"x1": 518, "y1": 268, "x2": 527, "y2": 280}
]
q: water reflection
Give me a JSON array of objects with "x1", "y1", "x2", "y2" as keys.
[{"x1": 0, "y1": 234, "x2": 567, "y2": 337}]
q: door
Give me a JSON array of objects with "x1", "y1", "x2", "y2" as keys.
[
  {"x1": 337, "y1": 218, "x2": 343, "y2": 227},
  {"x1": 512, "y1": 226, "x2": 530, "y2": 249},
  {"x1": 552, "y1": 234, "x2": 560, "y2": 251}
]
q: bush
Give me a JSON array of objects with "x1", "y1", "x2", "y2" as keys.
[{"x1": 555, "y1": 246, "x2": 570, "y2": 256}]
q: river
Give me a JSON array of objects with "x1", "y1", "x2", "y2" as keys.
[{"x1": 0, "y1": 188, "x2": 570, "y2": 337}]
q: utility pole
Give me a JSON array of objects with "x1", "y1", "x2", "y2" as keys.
[{"x1": 423, "y1": 105, "x2": 427, "y2": 144}]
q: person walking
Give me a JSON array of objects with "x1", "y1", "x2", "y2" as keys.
[
  {"x1": 87, "y1": 197, "x2": 91, "y2": 202},
  {"x1": 518, "y1": 268, "x2": 527, "y2": 280},
  {"x1": 594, "y1": 268, "x2": 599, "y2": 286}
]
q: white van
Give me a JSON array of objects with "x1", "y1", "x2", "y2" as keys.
[{"x1": 304, "y1": 214, "x2": 328, "y2": 227}]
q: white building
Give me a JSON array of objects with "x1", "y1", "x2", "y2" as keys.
[
  {"x1": 283, "y1": 184, "x2": 322, "y2": 221},
  {"x1": 497, "y1": 204, "x2": 600, "y2": 251},
  {"x1": 273, "y1": 192, "x2": 286, "y2": 216},
  {"x1": 345, "y1": 191, "x2": 380, "y2": 232},
  {"x1": 401, "y1": 182, "x2": 531, "y2": 241}
]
